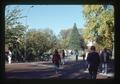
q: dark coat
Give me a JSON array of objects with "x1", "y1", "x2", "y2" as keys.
[
  {"x1": 87, "y1": 51, "x2": 100, "y2": 67},
  {"x1": 62, "y1": 52, "x2": 65, "y2": 58},
  {"x1": 52, "y1": 53, "x2": 61, "y2": 64}
]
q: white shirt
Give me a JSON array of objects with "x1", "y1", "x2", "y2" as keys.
[{"x1": 8, "y1": 50, "x2": 12, "y2": 57}]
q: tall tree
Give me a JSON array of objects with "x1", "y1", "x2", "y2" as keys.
[
  {"x1": 78, "y1": 29, "x2": 86, "y2": 50},
  {"x1": 5, "y1": 6, "x2": 27, "y2": 62},
  {"x1": 5, "y1": 6, "x2": 26, "y2": 49},
  {"x1": 82, "y1": 5, "x2": 114, "y2": 50},
  {"x1": 68, "y1": 23, "x2": 82, "y2": 50},
  {"x1": 58, "y1": 28, "x2": 71, "y2": 49},
  {"x1": 42, "y1": 28, "x2": 57, "y2": 50}
]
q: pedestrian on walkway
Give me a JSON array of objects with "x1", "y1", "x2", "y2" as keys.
[
  {"x1": 87, "y1": 46, "x2": 100, "y2": 79},
  {"x1": 85, "y1": 48, "x2": 90, "y2": 70},
  {"x1": 100, "y1": 48, "x2": 110, "y2": 74},
  {"x1": 60, "y1": 49, "x2": 65, "y2": 65},
  {"x1": 75, "y1": 49, "x2": 79, "y2": 62},
  {"x1": 52, "y1": 49, "x2": 61, "y2": 74},
  {"x1": 81, "y1": 50, "x2": 85, "y2": 61},
  {"x1": 8, "y1": 48, "x2": 12, "y2": 64}
]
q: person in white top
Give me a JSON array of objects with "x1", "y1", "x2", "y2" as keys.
[{"x1": 8, "y1": 50, "x2": 12, "y2": 64}]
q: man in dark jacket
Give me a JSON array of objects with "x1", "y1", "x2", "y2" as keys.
[{"x1": 87, "y1": 46, "x2": 100, "y2": 79}]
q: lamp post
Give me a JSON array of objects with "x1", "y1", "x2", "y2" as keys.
[{"x1": 24, "y1": 6, "x2": 34, "y2": 61}]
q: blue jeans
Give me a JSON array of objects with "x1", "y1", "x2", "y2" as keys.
[{"x1": 102, "y1": 63, "x2": 108, "y2": 74}]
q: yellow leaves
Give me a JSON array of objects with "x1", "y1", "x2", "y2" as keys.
[
  {"x1": 82, "y1": 5, "x2": 114, "y2": 49},
  {"x1": 90, "y1": 5, "x2": 102, "y2": 11}
]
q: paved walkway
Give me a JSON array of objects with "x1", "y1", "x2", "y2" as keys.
[{"x1": 5, "y1": 56, "x2": 114, "y2": 79}]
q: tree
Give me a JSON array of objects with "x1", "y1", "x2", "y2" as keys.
[
  {"x1": 58, "y1": 28, "x2": 71, "y2": 49},
  {"x1": 42, "y1": 28, "x2": 57, "y2": 50},
  {"x1": 82, "y1": 5, "x2": 114, "y2": 50},
  {"x1": 78, "y1": 29, "x2": 86, "y2": 50},
  {"x1": 5, "y1": 6, "x2": 27, "y2": 62},
  {"x1": 26, "y1": 28, "x2": 56, "y2": 60},
  {"x1": 68, "y1": 23, "x2": 82, "y2": 50},
  {"x1": 5, "y1": 6, "x2": 26, "y2": 49}
]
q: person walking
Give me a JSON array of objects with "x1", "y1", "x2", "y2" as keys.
[
  {"x1": 87, "y1": 46, "x2": 100, "y2": 79},
  {"x1": 8, "y1": 49, "x2": 12, "y2": 64},
  {"x1": 75, "y1": 49, "x2": 79, "y2": 62},
  {"x1": 100, "y1": 48, "x2": 110, "y2": 74},
  {"x1": 52, "y1": 49, "x2": 61, "y2": 74},
  {"x1": 60, "y1": 50, "x2": 65, "y2": 65},
  {"x1": 81, "y1": 51, "x2": 85, "y2": 61},
  {"x1": 84, "y1": 48, "x2": 90, "y2": 72}
]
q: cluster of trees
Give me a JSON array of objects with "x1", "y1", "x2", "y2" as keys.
[
  {"x1": 5, "y1": 6, "x2": 58, "y2": 62},
  {"x1": 26, "y1": 28, "x2": 57, "y2": 55}
]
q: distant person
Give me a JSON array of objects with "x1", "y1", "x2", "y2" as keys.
[
  {"x1": 75, "y1": 49, "x2": 79, "y2": 62},
  {"x1": 87, "y1": 46, "x2": 100, "y2": 79},
  {"x1": 60, "y1": 50, "x2": 65, "y2": 65},
  {"x1": 5, "y1": 49, "x2": 9, "y2": 63},
  {"x1": 100, "y1": 48, "x2": 110, "y2": 74},
  {"x1": 81, "y1": 51, "x2": 85, "y2": 61},
  {"x1": 71, "y1": 51, "x2": 73, "y2": 55},
  {"x1": 52, "y1": 49, "x2": 61, "y2": 74},
  {"x1": 8, "y1": 49, "x2": 12, "y2": 64}
]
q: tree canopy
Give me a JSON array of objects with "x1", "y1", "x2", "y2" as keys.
[
  {"x1": 82, "y1": 5, "x2": 114, "y2": 50},
  {"x1": 5, "y1": 6, "x2": 26, "y2": 50}
]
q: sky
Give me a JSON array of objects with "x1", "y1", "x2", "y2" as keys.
[{"x1": 6, "y1": 5, "x2": 86, "y2": 36}]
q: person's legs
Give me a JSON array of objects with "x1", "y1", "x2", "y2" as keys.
[
  {"x1": 61, "y1": 59, "x2": 64, "y2": 65},
  {"x1": 93, "y1": 72, "x2": 97, "y2": 79},
  {"x1": 93, "y1": 67, "x2": 98, "y2": 79},
  {"x1": 98, "y1": 63, "x2": 102, "y2": 72},
  {"x1": 54, "y1": 64, "x2": 58, "y2": 74},
  {"x1": 9, "y1": 56, "x2": 11, "y2": 64},
  {"x1": 8, "y1": 56, "x2": 11, "y2": 64},
  {"x1": 85, "y1": 63, "x2": 89, "y2": 71},
  {"x1": 102, "y1": 63, "x2": 105, "y2": 73},
  {"x1": 62, "y1": 58, "x2": 65, "y2": 64},
  {"x1": 105, "y1": 63, "x2": 108, "y2": 74},
  {"x1": 88, "y1": 66, "x2": 93, "y2": 79},
  {"x1": 55, "y1": 63, "x2": 59, "y2": 74},
  {"x1": 76, "y1": 55, "x2": 78, "y2": 62}
]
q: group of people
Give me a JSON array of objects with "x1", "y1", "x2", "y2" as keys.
[
  {"x1": 86, "y1": 46, "x2": 112, "y2": 79},
  {"x1": 52, "y1": 46, "x2": 112, "y2": 79}
]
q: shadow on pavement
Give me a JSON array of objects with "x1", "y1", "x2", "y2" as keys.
[{"x1": 5, "y1": 60, "x2": 114, "y2": 79}]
